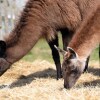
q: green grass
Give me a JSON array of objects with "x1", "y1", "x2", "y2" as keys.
[
  {"x1": 90, "y1": 46, "x2": 99, "y2": 61},
  {"x1": 22, "y1": 39, "x2": 53, "y2": 62},
  {"x1": 22, "y1": 34, "x2": 63, "y2": 63},
  {"x1": 22, "y1": 35, "x2": 99, "y2": 63}
]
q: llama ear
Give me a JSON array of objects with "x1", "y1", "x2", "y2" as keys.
[
  {"x1": 0, "y1": 41, "x2": 7, "y2": 57},
  {"x1": 67, "y1": 47, "x2": 78, "y2": 59},
  {"x1": 54, "y1": 45, "x2": 67, "y2": 56}
]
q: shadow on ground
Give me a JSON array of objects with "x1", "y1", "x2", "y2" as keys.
[
  {"x1": 88, "y1": 66, "x2": 100, "y2": 77},
  {"x1": 76, "y1": 67, "x2": 100, "y2": 88},
  {"x1": 0, "y1": 66, "x2": 99, "y2": 89},
  {"x1": 9, "y1": 68, "x2": 56, "y2": 88},
  {"x1": 76, "y1": 79, "x2": 100, "y2": 88},
  {"x1": 83, "y1": 79, "x2": 100, "y2": 86}
]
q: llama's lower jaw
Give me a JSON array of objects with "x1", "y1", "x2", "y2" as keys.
[
  {"x1": 0, "y1": 68, "x2": 8, "y2": 76},
  {"x1": 64, "y1": 84, "x2": 71, "y2": 89},
  {"x1": 64, "y1": 82, "x2": 74, "y2": 89},
  {"x1": 0, "y1": 58, "x2": 11, "y2": 77},
  {"x1": 0, "y1": 65, "x2": 10, "y2": 76}
]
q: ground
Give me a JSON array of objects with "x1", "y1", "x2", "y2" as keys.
[
  {"x1": 0, "y1": 35, "x2": 99, "y2": 100},
  {"x1": 0, "y1": 60, "x2": 99, "y2": 100}
]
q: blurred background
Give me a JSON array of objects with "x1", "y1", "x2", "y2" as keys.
[{"x1": 0, "y1": 0, "x2": 99, "y2": 63}]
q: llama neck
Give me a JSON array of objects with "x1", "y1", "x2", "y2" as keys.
[
  {"x1": 5, "y1": 6, "x2": 43, "y2": 63},
  {"x1": 5, "y1": 24, "x2": 42, "y2": 64},
  {"x1": 4, "y1": 0, "x2": 45, "y2": 63},
  {"x1": 69, "y1": 7, "x2": 100, "y2": 59}
]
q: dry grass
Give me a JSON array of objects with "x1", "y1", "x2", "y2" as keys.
[{"x1": 0, "y1": 60, "x2": 100, "y2": 100}]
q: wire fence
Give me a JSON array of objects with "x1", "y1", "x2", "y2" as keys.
[{"x1": 0, "y1": 0, "x2": 19, "y2": 35}]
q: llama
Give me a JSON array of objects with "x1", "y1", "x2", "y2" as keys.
[
  {"x1": 56, "y1": 6, "x2": 100, "y2": 89},
  {"x1": 0, "y1": 0, "x2": 99, "y2": 79}
]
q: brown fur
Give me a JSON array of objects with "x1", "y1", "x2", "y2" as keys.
[
  {"x1": 69, "y1": 6, "x2": 100, "y2": 58},
  {"x1": 0, "y1": 0, "x2": 100, "y2": 80},
  {"x1": 62, "y1": 5, "x2": 100, "y2": 89},
  {"x1": 4, "y1": 0, "x2": 99, "y2": 63}
]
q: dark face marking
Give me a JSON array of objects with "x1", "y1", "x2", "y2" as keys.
[
  {"x1": 0, "y1": 41, "x2": 9, "y2": 76},
  {"x1": 62, "y1": 48, "x2": 86, "y2": 89},
  {"x1": 0, "y1": 58, "x2": 11, "y2": 76},
  {"x1": 62, "y1": 58, "x2": 83, "y2": 89},
  {"x1": 54, "y1": 46, "x2": 86, "y2": 89},
  {"x1": 0, "y1": 41, "x2": 6, "y2": 57}
]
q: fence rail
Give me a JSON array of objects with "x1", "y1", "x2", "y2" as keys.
[{"x1": 0, "y1": 0, "x2": 19, "y2": 35}]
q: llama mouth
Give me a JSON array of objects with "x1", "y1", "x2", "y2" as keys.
[{"x1": 0, "y1": 68, "x2": 9, "y2": 76}]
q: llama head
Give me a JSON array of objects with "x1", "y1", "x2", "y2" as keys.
[
  {"x1": 55, "y1": 45, "x2": 86, "y2": 89},
  {"x1": 0, "y1": 41, "x2": 11, "y2": 76}
]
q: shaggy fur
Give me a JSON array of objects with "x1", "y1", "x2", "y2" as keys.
[
  {"x1": 0, "y1": 0, "x2": 99, "y2": 80},
  {"x1": 5, "y1": 0, "x2": 99, "y2": 67},
  {"x1": 69, "y1": 6, "x2": 100, "y2": 58},
  {"x1": 62, "y1": 5, "x2": 100, "y2": 89},
  {"x1": 5, "y1": 0, "x2": 99, "y2": 46}
]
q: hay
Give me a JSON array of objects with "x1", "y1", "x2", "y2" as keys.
[{"x1": 0, "y1": 60, "x2": 100, "y2": 100}]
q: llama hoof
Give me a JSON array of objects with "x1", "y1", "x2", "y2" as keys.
[{"x1": 57, "y1": 74, "x2": 62, "y2": 80}]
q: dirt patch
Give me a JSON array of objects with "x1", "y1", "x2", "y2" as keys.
[{"x1": 0, "y1": 60, "x2": 100, "y2": 100}]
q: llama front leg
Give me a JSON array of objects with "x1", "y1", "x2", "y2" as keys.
[
  {"x1": 48, "y1": 35, "x2": 62, "y2": 80},
  {"x1": 84, "y1": 56, "x2": 90, "y2": 72}
]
